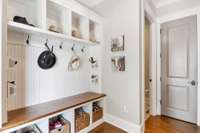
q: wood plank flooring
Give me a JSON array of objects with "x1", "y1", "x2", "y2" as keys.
[
  {"x1": 89, "y1": 122, "x2": 127, "y2": 133},
  {"x1": 90, "y1": 116, "x2": 200, "y2": 133},
  {"x1": 145, "y1": 116, "x2": 200, "y2": 133}
]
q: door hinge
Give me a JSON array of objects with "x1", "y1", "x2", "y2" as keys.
[
  {"x1": 160, "y1": 29, "x2": 163, "y2": 34},
  {"x1": 160, "y1": 77, "x2": 162, "y2": 82},
  {"x1": 160, "y1": 53, "x2": 162, "y2": 58}
]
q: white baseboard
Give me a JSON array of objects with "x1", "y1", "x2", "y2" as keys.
[{"x1": 104, "y1": 114, "x2": 143, "y2": 133}]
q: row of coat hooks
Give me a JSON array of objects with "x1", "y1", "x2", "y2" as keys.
[{"x1": 25, "y1": 35, "x2": 86, "y2": 53}]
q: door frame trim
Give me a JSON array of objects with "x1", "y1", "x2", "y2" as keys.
[
  {"x1": 141, "y1": 0, "x2": 158, "y2": 126},
  {"x1": 156, "y1": 7, "x2": 200, "y2": 125}
]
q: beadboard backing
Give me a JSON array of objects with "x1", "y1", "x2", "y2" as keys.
[{"x1": 7, "y1": 31, "x2": 92, "y2": 109}]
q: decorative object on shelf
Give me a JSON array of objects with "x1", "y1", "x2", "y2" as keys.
[
  {"x1": 13, "y1": 16, "x2": 35, "y2": 27},
  {"x1": 48, "y1": 25, "x2": 62, "y2": 33},
  {"x1": 72, "y1": 27, "x2": 81, "y2": 38},
  {"x1": 12, "y1": 124, "x2": 41, "y2": 133},
  {"x1": 89, "y1": 57, "x2": 98, "y2": 68},
  {"x1": 75, "y1": 107, "x2": 90, "y2": 132},
  {"x1": 91, "y1": 75, "x2": 98, "y2": 84},
  {"x1": 111, "y1": 35, "x2": 125, "y2": 52},
  {"x1": 38, "y1": 40, "x2": 56, "y2": 70},
  {"x1": 49, "y1": 116, "x2": 70, "y2": 133},
  {"x1": 68, "y1": 45, "x2": 81, "y2": 71},
  {"x1": 111, "y1": 56, "x2": 125, "y2": 71},
  {"x1": 90, "y1": 37, "x2": 96, "y2": 43}
]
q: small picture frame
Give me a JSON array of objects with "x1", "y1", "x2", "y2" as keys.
[
  {"x1": 111, "y1": 56, "x2": 125, "y2": 71},
  {"x1": 111, "y1": 35, "x2": 125, "y2": 52}
]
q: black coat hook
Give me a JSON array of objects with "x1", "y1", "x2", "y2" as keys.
[
  {"x1": 44, "y1": 39, "x2": 51, "y2": 51},
  {"x1": 71, "y1": 44, "x2": 75, "y2": 52},
  {"x1": 81, "y1": 46, "x2": 85, "y2": 53},
  {"x1": 26, "y1": 35, "x2": 30, "y2": 45},
  {"x1": 59, "y1": 42, "x2": 63, "y2": 50}
]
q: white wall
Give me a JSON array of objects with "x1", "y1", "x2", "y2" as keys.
[
  {"x1": 1, "y1": 0, "x2": 8, "y2": 125},
  {"x1": 7, "y1": 31, "x2": 93, "y2": 107},
  {"x1": 102, "y1": 0, "x2": 141, "y2": 127}
]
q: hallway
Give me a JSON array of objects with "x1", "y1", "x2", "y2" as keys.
[{"x1": 145, "y1": 116, "x2": 200, "y2": 133}]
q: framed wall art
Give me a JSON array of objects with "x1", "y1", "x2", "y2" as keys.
[
  {"x1": 111, "y1": 56, "x2": 125, "y2": 71},
  {"x1": 111, "y1": 35, "x2": 125, "y2": 52}
]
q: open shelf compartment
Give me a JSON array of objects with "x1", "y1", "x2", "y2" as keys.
[
  {"x1": 75, "y1": 104, "x2": 91, "y2": 133},
  {"x1": 89, "y1": 20, "x2": 101, "y2": 44},
  {"x1": 49, "y1": 115, "x2": 71, "y2": 133},
  {"x1": 92, "y1": 100, "x2": 104, "y2": 123},
  {"x1": 7, "y1": 0, "x2": 42, "y2": 28},
  {"x1": 72, "y1": 12, "x2": 89, "y2": 40},
  {"x1": 47, "y1": 0, "x2": 69, "y2": 35}
]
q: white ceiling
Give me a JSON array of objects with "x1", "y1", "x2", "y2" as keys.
[
  {"x1": 75, "y1": 0, "x2": 121, "y2": 16},
  {"x1": 75, "y1": 0, "x2": 200, "y2": 17},
  {"x1": 152, "y1": 0, "x2": 183, "y2": 8},
  {"x1": 76, "y1": 0, "x2": 104, "y2": 8}
]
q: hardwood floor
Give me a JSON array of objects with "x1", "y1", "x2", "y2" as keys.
[
  {"x1": 90, "y1": 116, "x2": 200, "y2": 133},
  {"x1": 145, "y1": 116, "x2": 200, "y2": 133},
  {"x1": 89, "y1": 122, "x2": 127, "y2": 133}
]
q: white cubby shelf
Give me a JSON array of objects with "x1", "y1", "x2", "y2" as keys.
[
  {"x1": 7, "y1": 0, "x2": 102, "y2": 46},
  {"x1": 1, "y1": 92, "x2": 106, "y2": 133}
]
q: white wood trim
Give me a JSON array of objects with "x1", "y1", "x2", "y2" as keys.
[
  {"x1": 156, "y1": 23, "x2": 161, "y2": 115},
  {"x1": 1, "y1": 0, "x2": 8, "y2": 126},
  {"x1": 141, "y1": 0, "x2": 145, "y2": 126},
  {"x1": 197, "y1": 14, "x2": 200, "y2": 126},
  {"x1": 104, "y1": 113, "x2": 143, "y2": 133},
  {"x1": 0, "y1": 0, "x2": 3, "y2": 128},
  {"x1": 143, "y1": 0, "x2": 158, "y2": 123},
  {"x1": 150, "y1": 23, "x2": 158, "y2": 116},
  {"x1": 157, "y1": 6, "x2": 200, "y2": 23}
]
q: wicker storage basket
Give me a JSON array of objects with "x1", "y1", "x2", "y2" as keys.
[
  {"x1": 93, "y1": 107, "x2": 103, "y2": 123},
  {"x1": 49, "y1": 116, "x2": 71, "y2": 133},
  {"x1": 75, "y1": 112, "x2": 90, "y2": 132}
]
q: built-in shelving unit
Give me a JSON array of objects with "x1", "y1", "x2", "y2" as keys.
[
  {"x1": 7, "y1": 21, "x2": 99, "y2": 45},
  {"x1": 7, "y1": 0, "x2": 102, "y2": 46},
  {"x1": 2, "y1": 0, "x2": 104, "y2": 132},
  {"x1": 1, "y1": 92, "x2": 106, "y2": 133}
]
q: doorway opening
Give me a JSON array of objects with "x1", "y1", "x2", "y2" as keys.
[
  {"x1": 144, "y1": 17, "x2": 153, "y2": 121},
  {"x1": 160, "y1": 16, "x2": 198, "y2": 124}
]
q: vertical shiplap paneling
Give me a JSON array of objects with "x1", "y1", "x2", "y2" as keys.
[{"x1": 7, "y1": 32, "x2": 91, "y2": 109}]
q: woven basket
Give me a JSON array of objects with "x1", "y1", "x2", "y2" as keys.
[
  {"x1": 75, "y1": 112, "x2": 90, "y2": 132},
  {"x1": 93, "y1": 107, "x2": 103, "y2": 123}
]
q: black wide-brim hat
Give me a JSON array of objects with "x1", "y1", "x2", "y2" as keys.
[
  {"x1": 13, "y1": 16, "x2": 35, "y2": 27},
  {"x1": 38, "y1": 50, "x2": 56, "y2": 69}
]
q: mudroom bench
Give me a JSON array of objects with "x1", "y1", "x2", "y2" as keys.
[{"x1": 1, "y1": 92, "x2": 106, "y2": 133}]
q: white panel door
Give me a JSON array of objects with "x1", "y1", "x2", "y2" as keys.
[{"x1": 161, "y1": 16, "x2": 197, "y2": 123}]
